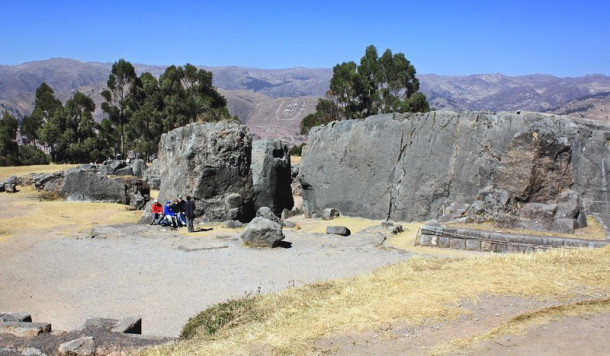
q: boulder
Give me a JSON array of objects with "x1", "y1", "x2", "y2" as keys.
[
  {"x1": 157, "y1": 122, "x2": 254, "y2": 222},
  {"x1": 298, "y1": 111, "x2": 608, "y2": 231},
  {"x1": 32, "y1": 171, "x2": 65, "y2": 191},
  {"x1": 326, "y1": 226, "x2": 351, "y2": 236},
  {"x1": 129, "y1": 159, "x2": 147, "y2": 177},
  {"x1": 240, "y1": 217, "x2": 285, "y2": 248},
  {"x1": 322, "y1": 208, "x2": 340, "y2": 220},
  {"x1": 61, "y1": 169, "x2": 127, "y2": 203},
  {"x1": 256, "y1": 206, "x2": 281, "y2": 224},
  {"x1": 61, "y1": 169, "x2": 150, "y2": 208},
  {"x1": 3, "y1": 183, "x2": 17, "y2": 193},
  {"x1": 251, "y1": 139, "x2": 294, "y2": 216},
  {"x1": 58, "y1": 336, "x2": 95, "y2": 356},
  {"x1": 114, "y1": 166, "x2": 134, "y2": 176}
]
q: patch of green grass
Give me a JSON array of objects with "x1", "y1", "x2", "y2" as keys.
[{"x1": 180, "y1": 294, "x2": 263, "y2": 340}]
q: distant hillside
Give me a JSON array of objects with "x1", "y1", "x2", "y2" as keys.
[
  {"x1": 1, "y1": 58, "x2": 610, "y2": 144},
  {"x1": 419, "y1": 73, "x2": 610, "y2": 112},
  {"x1": 548, "y1": 91, "x2": 610, "y2": 124}
]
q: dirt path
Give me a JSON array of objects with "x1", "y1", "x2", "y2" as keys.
[
  {"x1": 315, "y1": 295, "x2": 610, "y2": 355},
  {"x1": 0, "y1": 222, "x2": 413, "y2": 337}
]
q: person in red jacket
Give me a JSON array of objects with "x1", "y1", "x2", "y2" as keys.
[{"x1": 150, "y1": 199, "x2": 163, "y2": 225}]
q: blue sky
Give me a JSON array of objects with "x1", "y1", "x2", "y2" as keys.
[{"x1": 2, "y1": 0, "x2": 609, "y2": 76}]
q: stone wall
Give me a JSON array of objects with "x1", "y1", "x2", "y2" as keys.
[
  {"x1": 298, "y1": 111, "x2": 610, "y2": 223},
  {"x1": 418, "y1": 224, "x2": 609, "y2": 253}
]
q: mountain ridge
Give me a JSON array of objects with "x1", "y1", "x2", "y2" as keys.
[{"x1": 1, "y1": 58, "x2": 609, "y2": 143}]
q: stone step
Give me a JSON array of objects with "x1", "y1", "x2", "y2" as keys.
[
  {"x1": 0, "y1": 322, "x2": 51, "y2": 337},
  {"x1": 0, "y1": 312, "x2": 32, "y2": 322}
]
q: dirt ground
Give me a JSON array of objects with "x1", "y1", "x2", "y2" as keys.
[{"x1": 1, "y1": 189, "x2": 609, "y2": 354}]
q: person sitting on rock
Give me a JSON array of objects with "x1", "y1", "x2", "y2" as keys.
[
  {"x1": 172, "y1": 198, "x2": 186, "y2": 227},
  {"x1": 163, "y1": 200, "x2": 178, "y2": 228},
  {"x1": 178, "y1": 197, "x2": 187, "y2": 226},
  {"x1": 150, "y1": 199, "x2": 163, "y2": 225}
]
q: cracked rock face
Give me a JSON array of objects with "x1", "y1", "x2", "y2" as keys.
[
  {"x1": 298, "y1": 111, "x2": 610, "y2": 222},
  {"x1": 157, "y1": 122, "x2": 255, "y2": 222}
]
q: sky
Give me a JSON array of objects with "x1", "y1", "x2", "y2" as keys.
[{"x1": 2, "y1": 0, "x2": 609, "y2": 77}]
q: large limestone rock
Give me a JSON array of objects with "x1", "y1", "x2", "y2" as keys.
[
  {"x1": 298, "y1": 111, "x2": 610, "y2": 226},
  {"x1": 251, "y1": 139, "x2": 294, "y2": 216},
  {"x1": 240, "y1": 217, "x2": 285, "y2": 248},
  {"x1": 61, "y1": 169, "x2": 150, "y2": 207},
  {"x1": 157, "y1": 122, "x2": 254, "y2": 222}
]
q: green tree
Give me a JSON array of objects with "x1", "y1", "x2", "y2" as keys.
[
  {"x1": 20, "y1": 82, "x2": 62, "y2": 145},
  {"x1": 302, "y1": 45, "x2": 429, "y2": 134},
  {"x1": 159, "y1": 64, "x2": 230, "y2": 131},
  {"x1": 129, "y1": 72, "x2": 165, "y2": 161},
  {"x1": 101, "y1": 59, "x2": 139, "y2": 157},
  {"x1": 0, "y1": 111, "x2": 20, "y2": 166},
  {"x1": 19, "y1": 145, "x2": 50, "y2": 165}
]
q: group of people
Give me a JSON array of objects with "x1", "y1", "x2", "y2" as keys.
[{"x1": 150, "y1": 196, "x2": 196, "y2": 232}]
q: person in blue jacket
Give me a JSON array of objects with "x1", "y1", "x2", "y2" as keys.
[{"x1": 163, "y1": 200, "x2": 178, "y2": 228}]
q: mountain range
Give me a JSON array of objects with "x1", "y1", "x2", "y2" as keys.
[{"x1": 1, "y1": 58, "x2": 609, "y2": 145}]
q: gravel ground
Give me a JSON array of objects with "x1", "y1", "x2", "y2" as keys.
[{"x1": 0, "y1": 222, "x2": 413, "y2": 338}]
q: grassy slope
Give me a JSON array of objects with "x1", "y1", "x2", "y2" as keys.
[
  {"x1": 141, "y1": 245, "x2": 610, "y2": 355},
  {"x1": 0, "y1": 164, "x2": 78, "y2": 180}
]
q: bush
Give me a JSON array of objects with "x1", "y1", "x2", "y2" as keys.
[
  {"x1": 180, "y1": 294, "x2": 262, "y2": 340},
  {"x1": 19, "y1": 145, "x2": 50, "y2": 165},
  {"x1": 39, "y1": 190, "x2": 62, "y2": 201},
  {"x1": 289, "y1": 143, "x2": 306, "y2": 157}
]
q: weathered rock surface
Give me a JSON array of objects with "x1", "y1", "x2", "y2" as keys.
[
  {"x1": 256, "y1": 206, "x2": 281, "y2": 224},
  {"x1": 157, "y1": 122, "x2": 254, "y2": 222},
  {"x1": 251, "y1": 139, "x2": 294, "y2": 216},
  {"x1": 61, "y1": 169, "x2": 150, "y2": 207},
  {"x1": 326, "y1": 226, "x2": 351, "y2": 236},
  {"x1": 58, "y1": 336, "x2": 95, "y2": 356},
  {"x1": 298, "y1": 111, "x2": 610, "y2": 230},
  {"x1": 240, "y1": 217, "x2": 285, "y2": 248},
  {"x1": 322, "y1": 208, "x2": 340, "y2": 220}
]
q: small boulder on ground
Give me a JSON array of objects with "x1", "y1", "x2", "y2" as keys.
[
  {"x1": 322, "y1": 208, "x2": 340, "y2": 220},
  {"x1": 326, "y1": 226, "x2": 351, "y2": 236},
  {"x1": 58, "y1": 336, "x2": 95, "y2": 356},
  {"x1": 256, "y1": 207, "x2": 281, "y2": 224},
  {"x1": 240, "y1": 217, "x2": 285, "y2": 248}
]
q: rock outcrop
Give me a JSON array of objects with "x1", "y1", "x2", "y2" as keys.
[
  {"x1": 61, "y1": 169, "x2": 150, "y2": 208},
  {"x1": 298, "y1": 111, "x2": 610, "y2": 231},
  {"x1": 157, "y1": 122, "x2": 254, "y2": 222},
  {"x1": 251, "y1": 139, "x2": 294, "y2": 216},
  {"x1": 240, "y1": 217, "x2": 285, "y2": 248}
]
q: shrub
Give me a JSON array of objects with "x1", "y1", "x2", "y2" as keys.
[
  {"x1": 19, "y1": 145, "x2": 50, "y2": 166},
  {"x1": 289, "y1": 143, "x2": 306, "y2": 157},
  {"x1": 180, "y1": 294, "x2": 262, "y2": 340}
]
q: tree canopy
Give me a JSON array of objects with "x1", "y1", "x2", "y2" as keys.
[{"x1": 301, "y1": 45, "x2": 429, "y2": 134}]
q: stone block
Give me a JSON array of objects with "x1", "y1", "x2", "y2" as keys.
[
  {"x1": 449, "y1": 238, "x2": 466, "y2": 249},
  {"x1": 0, "y1": 322, "x2": 51, "y2": 337},
  {"x1": 326, "y1": 226, "x2": 351, "y2": 236},
  {"x1": 111, "y1": 317, "x2": 142, "y2": 334},
  {"x1": 465, "y1": 239, "x2": 481, "y2": 251},
  {"x1": 481, "y1": 240, "x2": 493, "y2": 251},
  {"x1": 58, "y1": 336, "x2": 95, "y2": 356},
  {"x1": 0, "y1": 312, "x2": 32, "y2": 322},
  {"x1": 322, "y1": 208, "x2": 340, "y2": 220},
  {"x1": 419, "y1": 234, "x2": 432, "y2": 246},
  {"x1": 438, "y1": 237, "x2": 450, "y2": 248}
]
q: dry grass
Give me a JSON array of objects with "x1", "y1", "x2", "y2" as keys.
[
  {"x1": 293, "y1": 216, "x2": 381, "y2": 234},
  {"x1": 140, "y1": 245, "x2": 610, "y2": 355},
  {"x1": 0, "y1": 163, "x2": 77, "y2": 180},
  {"x1": 447, "y1": 215, "x2": 607, "y2": 241},
  {"x1": 290, "y1": 155, "x2": 302, "y2": 165},
  {"x1": 433, "y1": 297, "x2": 610, "y2": 355},
  {"x1": 0, "y1": 188, "x2": 141, "y2": 242}
]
